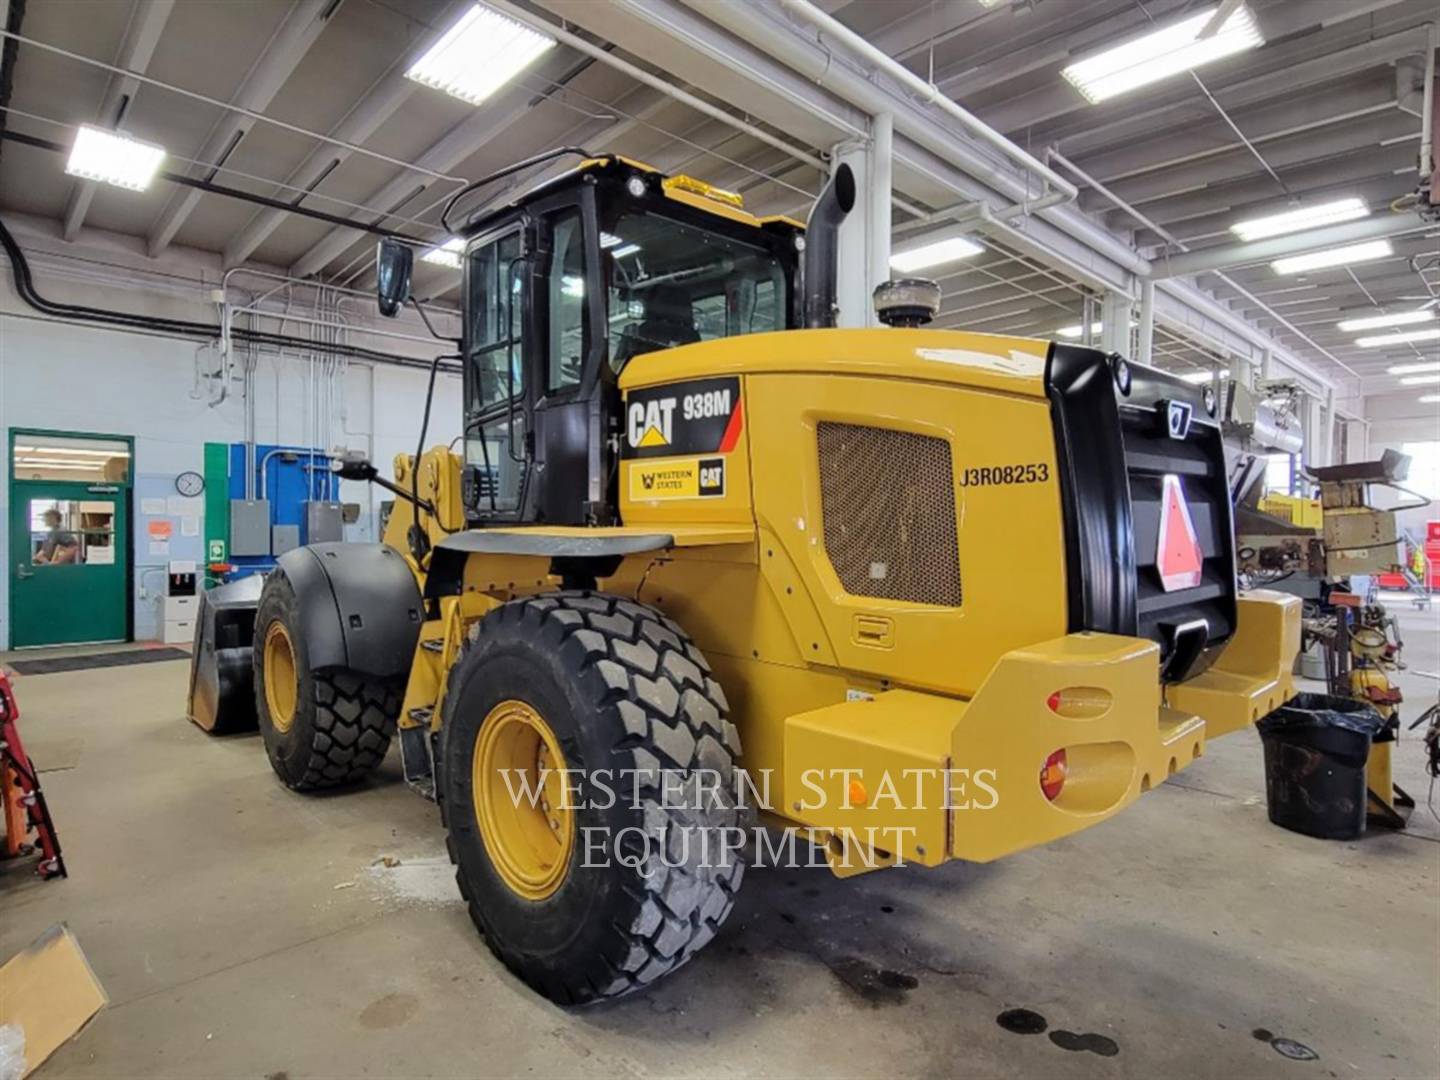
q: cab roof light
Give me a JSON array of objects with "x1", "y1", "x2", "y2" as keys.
[
  {"x1": 405, "y1": 3, "x2": 556, "y2": 107},
  {"x1": 663, "y1": 174, "x2": 745, "y2": 209},
  {"x1": 1061, "y1": 3, "x2": 1264, "y2": 105}
]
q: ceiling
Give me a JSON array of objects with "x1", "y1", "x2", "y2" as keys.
[{"x1": 0, "y1": 0, "x2": 1436, "y2": 394}]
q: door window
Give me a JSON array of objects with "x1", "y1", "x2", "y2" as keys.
[
  {"x1": 27, "y1": 499, "x2": 116, "y2": 566},
  {"x1": 467, "y1": 231, "x2": 524, "y2": 413},
  {"x1": 12, "y1": 435, "x2": 130, "y2": 483},
  {"x1": 546, "y1": 209, "x2": 588, "y2": 392}
]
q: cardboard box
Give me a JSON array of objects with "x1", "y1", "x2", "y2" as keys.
[{"x1": 0, "y1": 925, "x2": 107, "y2": 1078}]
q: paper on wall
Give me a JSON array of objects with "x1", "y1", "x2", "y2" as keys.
[
  {"x1": 179, "y1": 515, "x2": 199, "y2": 537},
  {"x1": 140, "y1": 498, "x2": 166, "y2": 515},
  {"x1": 147, "y1": 520, "x2": 172, "y2": 540},
  {"x1": 167, "y1": 495, "x2": 201, "y2": 516},
  {"x1": 148, "y1": 541, "x2": 169, "y2": 557}
]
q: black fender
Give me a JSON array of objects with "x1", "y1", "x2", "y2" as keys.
[
  {"x1": 271, "y1": 543, "x2": 424, "y2": 678},
  {"x1": 187, "y1": 574, "x2": 265, "y2": 733}
]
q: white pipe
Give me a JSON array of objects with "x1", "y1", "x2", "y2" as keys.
[
  {"x1": 1137, "y1": 279, "x2": 1155, "y2": 365},
  {"x1": 483, "y1": 0, "x2": 828, "y2": 174},
  {"x1": 1421, "y1": 22, "x2": 1437, "y2": 186},
  {"x1": 773, "y1": 0, "x2": 1077, "y2": 202},
  {"x1": 869, "y1": 111, "x2": 893, "y2": 311}
]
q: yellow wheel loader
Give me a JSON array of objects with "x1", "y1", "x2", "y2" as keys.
[{"x1": 188, "y1": 151, "x2": 1300, "y2": 1005}]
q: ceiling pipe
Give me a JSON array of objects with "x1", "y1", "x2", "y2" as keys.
[
  {"x1": 667, "y1": 0, "x2": 1147, "y2": 277},
  {"x1": 1151, "y1": 213, "x2": 1431, "y2": 278},
  {"x1": 772, "y1": 0, "x2": 1078, "y2": 203}
]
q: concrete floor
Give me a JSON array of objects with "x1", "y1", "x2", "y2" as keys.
[{"x1": 3, "y1": 600, "x2": 1438, "y2": 1079}]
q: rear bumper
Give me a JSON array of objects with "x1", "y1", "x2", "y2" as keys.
[{"x1": 782, "y1": 591, "x2": 1300, "y2": 868}]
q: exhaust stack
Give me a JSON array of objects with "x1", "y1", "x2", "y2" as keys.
[{"x1": 803, "y1": 163, "x2": 856, "y2": 328}]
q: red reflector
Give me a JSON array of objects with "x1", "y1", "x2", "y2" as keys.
[
  {"x1": 1157, "y1": 473, "x2": 1203, "y2": 592},
  {"x1": 1040, "y1": 749, "x2": 1068, "y2": 802},
  {"x1": 1046, "y1": 691, "x2": 1062, "y2": 713}
]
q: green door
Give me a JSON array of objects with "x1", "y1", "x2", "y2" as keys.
[{"x1": 9, "y1": 480, "x2": 129, "y2": 647}]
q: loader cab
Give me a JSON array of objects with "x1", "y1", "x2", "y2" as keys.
[{"x1": 452, "y1": 159, "x2": 802, "y2": 527}]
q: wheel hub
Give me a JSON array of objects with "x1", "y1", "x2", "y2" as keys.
[
  {"x1": 473, "y1": 700, "x2": 574, "y2": 900},
  {"x1": 262, "y1": 621, "x2": 298, "y2": 734}
]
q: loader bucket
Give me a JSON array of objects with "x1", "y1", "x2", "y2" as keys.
[{"x1": 186, "y1": 575, "x2": 264, "y2": 734}]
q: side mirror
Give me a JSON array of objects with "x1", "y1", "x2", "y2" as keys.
[{"x1": 375, "y1": 238, "x2": 413, "y2": 318}]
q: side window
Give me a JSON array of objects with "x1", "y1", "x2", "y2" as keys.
[
  {"x1": 546, "y1": 209, "x2": 588, "y2": 392},
  {"x1": 467, "y1": 231, "x2": 523, "y2": 413}
]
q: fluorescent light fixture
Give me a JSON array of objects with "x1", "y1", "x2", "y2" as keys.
[
  {"x1": 600, "y1": 232, "x2": 623, "y2": 249},
  {"x1": 16, "y1": 460, "x2": 101, "y2": 470},
  {"x1": 1057, "y1": 321, "x2": 1102, "y2": 339},
  {"x1": 1336, "y1": 309, "x2": 1435, "y2": 332},
  {"x1": 1385, "y1": 360, "x2": 1440, "y2": 373},
  {"x1": 976, "y1": 0, "x2": 1003, "y2": 6},
  {"x1": 1230, "y1": 197, "x2": 1368, "y2": 242},
  {"x1": 12, "y1": 444, "x2": 128, "y2": 456},
  {"x1": 421, "y1": 237, "x2": 464, "y2": 269},
  {"x1": 1178, "y1": 370, "x2": 1230, "y2": 384},
  {"x1": 1361, "y1": 330, "x2": 1440, "y2": 349},
  {"x1": 1399, "y1": 374, "x2": 1440, "y2": 386},
  {"x1": 611, "y1": 243, "x2": 641, "y2": 259},
  {"x1": 1061, "y1": 4, "x2": 1264, "y2": 105},
  {"x1": 64, "y1": 124, "x2": 165, "y2": 191},
  {"x1": 406, "y1": 3, "x2": 556, "y2": 106},
  {"x1": 561, "y1": 275, "x2": 584, "y2": 298},
  {"x1": 1419, "y1": 394, "x2": 1440, "y2": 403},
  {"x1": 890, "y1": 236, "x2": 984, "y2": 273},
  {"x1": 1271, "y1": 239, "x2": 1393, "y2": 275}
]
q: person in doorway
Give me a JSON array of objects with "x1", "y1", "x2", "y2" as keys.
[{"x1": 33, "y1": 508, "x2": 79, "y2": 565}]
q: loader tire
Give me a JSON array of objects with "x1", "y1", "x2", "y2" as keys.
[
  {"x1": 253, "y1": 571, "x2": 400, "y2": 791},
  {"x1": 439, "y1": 591, "x2": 746, "y2": 1005}
]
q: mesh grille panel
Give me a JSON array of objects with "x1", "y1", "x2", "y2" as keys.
[{"x1": 817, "y1": 422, "x2": 961, "y2": 606}]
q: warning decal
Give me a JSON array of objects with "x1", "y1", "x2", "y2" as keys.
[{"x1": 622, "y1": 376, "x2": 742, "y2": 460}]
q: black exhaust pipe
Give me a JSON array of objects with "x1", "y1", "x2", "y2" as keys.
[{"x1": 803, "y1": 163, "x2": 857, "y2": 329}]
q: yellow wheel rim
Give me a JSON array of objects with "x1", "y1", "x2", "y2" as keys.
[
  {"x1": 263, "y1": 621, "x2": 298, "y2": 734},
  {"x1": 473, "y1": 700, "x2": 574, "y2": 901}
]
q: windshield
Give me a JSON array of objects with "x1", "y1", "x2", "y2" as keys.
[{"x1": 604, "y1": 211, "x2": 787, "y2": 369}]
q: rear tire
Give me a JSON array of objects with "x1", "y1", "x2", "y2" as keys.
[
  {"x1": 440, "y1": 591, "x2": 746, "y2": 1005},
  {"x1": 253, "y1": 570, "x2": 401, "y2": 791}
]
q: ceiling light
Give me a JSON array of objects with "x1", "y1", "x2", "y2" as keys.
[
  {"x1": 1231, "y1": 197, "x2": 1368, "y2": 242},
  {"x1": 1336, "y1": 309, "x2": 1435, "y2": 332},
  {"x1": 1399, "y1": 374, "x2": 1440, "y2": 386},
  {"x1": 12, "y1": 444, "x2": 128, "y2": 456},
  {"x1": 611, "y1": 243, "x2": 641, "y2": 259},
  {"x1": 1057, "y1": 321, "x2": 1102, "y2": 339},
  {"x1": 1271, "y1": 240, "x2": 1393, "y2": 275},
  {"x1": 420, "y1": 237, "x2": 463, "y2": 269},
  {"x1": 1386, "y1": 359, "x2": 1440, "y2": 373},
  {"x1": 1360, "y1": 329, "x2": 1440, "y2": 349},
  {"x1": 890, "y1": 236, "x2": 984, "y2": 273},
  {"x1": 1178, "y1": 370, "x2": 1230, "y2": 384},
  {"x1": 64, "y1": 125, "x2": 165, "y2": 191},
  {"x1": 1061, "y1": 4, "x2": 1264, "y2": 105},
  {"x1": 600, "y1": 232, "x2": 623, "y2": 249},
  {"x1": 406, "y1": 4, "x2": 556, "y2": 106},
  {"x1": 1419, "y1": 394, "x2": 1440, "y2": 403}
]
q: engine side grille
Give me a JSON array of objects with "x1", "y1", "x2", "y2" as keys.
[{"x1": 817, "y1": 421, "x2": 962, "y2": 606}]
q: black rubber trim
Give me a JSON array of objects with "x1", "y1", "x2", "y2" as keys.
[{"x1": 1045, "y1": 344, "x2": 1138, "y2": 637}]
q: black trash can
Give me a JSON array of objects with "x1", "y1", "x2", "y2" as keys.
[{"x1": 1256, "y1": 693, "x2": 1387, "y2": 840}]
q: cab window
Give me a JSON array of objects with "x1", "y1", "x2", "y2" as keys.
[
  {"x1": 603, "y1": 212, "x2": 785, "y2": 370},
  {"x1": 546, "y1": 209, "x2": 588, "y2": 392}
]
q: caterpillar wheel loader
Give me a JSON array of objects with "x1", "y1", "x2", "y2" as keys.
[{"x1": 188, "y1": 151, "x2": 1301, "y2": 1005}]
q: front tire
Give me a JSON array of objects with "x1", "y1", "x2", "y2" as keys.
[
  {"x1": 440, "y1": 591, "x2": 745, "y2": 1005},
  {"x1": 253, "y1": 570, "x2": 401, "y2": 791}
]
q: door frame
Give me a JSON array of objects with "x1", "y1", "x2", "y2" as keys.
[{"x1": 8, "y1": 427, "x2": 136, "y2": 648}]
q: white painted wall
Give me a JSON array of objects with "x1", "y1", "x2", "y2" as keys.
[
  {"x1": 1363, "y1": 392, "x2": 1440, "y2": 539},
  {"x1": 1, "y1": 223, "x2": 461, "y2": 650}
]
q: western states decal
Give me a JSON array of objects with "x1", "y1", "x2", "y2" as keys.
[
  {"x1": 622, "y1": 376, "x2": 743, "y2": 460},
  {"x1": 628, "y1": 457, "x2": 726, "y2": 501}
]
